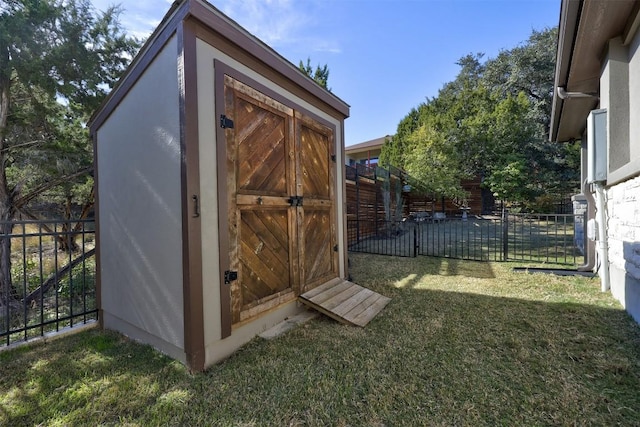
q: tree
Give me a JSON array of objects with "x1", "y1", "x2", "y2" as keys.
[
  {"x1": 483, "y1": 29, "x2": 557, "y2": 135},
  {"x1": 381, "y1": 27, "x2": 580, "y2": 210},
  {"x1": 298, "y1": 57, "x2": 330, "y2": 90},
  {"x1": 379, "y1": 107, "x2": 421, "y2": 168},
  {"x1": 403, "y1": 122, "x2": 470, "y2": 201},
  {"x1": 0, "y1": 0, "x2": 140, "y2": 313}
]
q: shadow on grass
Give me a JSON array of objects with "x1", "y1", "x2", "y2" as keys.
[
  {"x1": 349, "y1": 252, "x2": 497, "y2": 280},
  {"x1": 1, "y1": 254, "x2": 640, "y2": 425},
  {"x1": 0, "y1": 330, "x2": 183, "y2": 426}
]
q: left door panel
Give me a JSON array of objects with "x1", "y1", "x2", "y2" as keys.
[{"x1": 223, "y1": 76, "x2": 298, "y2": 325}]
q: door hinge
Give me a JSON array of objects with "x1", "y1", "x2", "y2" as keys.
[
  {"x1": 334, "y1": 244, "x2": 339, "y2": 252},
  {"x1": 220, "y1": 114, "x2": 234, "y2": 129},
  {"x1": 330, "y1": 154, "x2": 336, "y2": 163},
  {"x1": 288, "y1": 195, "x2": 303, "y2": 207},
  {"x1": 224, "y1": 270, "x2": 238, "y2": 284}
]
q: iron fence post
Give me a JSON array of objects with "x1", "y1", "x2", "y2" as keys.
[
  {"x1": 2, "y1": 231, "x2": 7, "y2": 344},
  {"x1": 502, "y1": 208, "x2": 509, "y2": 261},
  {"x1": 374, "y1": 167, "x2": 378, "y2": 236},
  {"x1": 355, "y1": 168, "x2": 360, "y2": 243},
  {"x1": 583, "y1": 210, "x2": 588, "y2": 265}
]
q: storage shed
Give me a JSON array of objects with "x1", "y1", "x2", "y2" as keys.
[{"x1": 89, "y1": 0, "x2": 350, "y2": 371}]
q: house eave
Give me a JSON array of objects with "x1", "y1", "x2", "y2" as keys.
[
  {"x1": 344, "y1": 135, "x2": 391, "y2": 155},
  {"x1": 550, "y1": 0, "x2": 637, "y2": 143}
]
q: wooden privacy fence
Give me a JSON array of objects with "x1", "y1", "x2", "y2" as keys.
[
  {"x1": 345, "y1": 164, "x2": 491, "y2": 245},
  {"x1": 345, "y1": 164, "x2": 404, "y2": 244},
  {"x1": 347, "y1": 212, "x2": 588, "y2": 267}
]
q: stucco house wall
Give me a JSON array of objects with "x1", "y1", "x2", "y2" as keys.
[
  {"x1": 96, "y1": 36, "x2": 186, "y2": 361},
  {"x1": 601, "y1": 29, "x2": 640, "y2": 322}
]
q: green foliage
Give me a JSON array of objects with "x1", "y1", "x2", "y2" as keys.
[
  {"x1": 10, "y1": 256, "x2": 40, "y2": 293},
  {"x1": 0, "y1": 0, "x2": 139, "y2": 300},
  {"x1": 0, "y1": 0, "x2": 140, "y2": 218},
  {"x1": 484, "y1": 157, "x2": 529, "y2": 202},
  {"x1": 403, "y1": 122, "x2": 470, "y2": 201},
  {"x1": 483, "y1": 28, "x2": 557, "y2": 135},
  {"x1": 298, "y1": 57, "x2": 330, "y2": 91},
  {"x1": 381, "y1": 27, "x2": 580, "y2": 210},
  {"x1": 56, "y1": 258, "x2": 96, "y2": 301},
  {"x1": 1, "y1": 0, "x2": 139, "y2": 115}
]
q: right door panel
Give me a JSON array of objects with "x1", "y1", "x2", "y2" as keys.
[{"x1": 296, "y1": 113, "x2": 339, "y2": 293}]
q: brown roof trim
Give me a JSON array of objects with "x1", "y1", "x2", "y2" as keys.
[
  {"x1": 88, "y1": 1, "x2": 189, "y2": 134},
  {"x1": 214, "y1": 61, "x2": 232, "y2": 339},
  {"x1": 339, "y1": 123, "x2": 348, "y2": 280},
  {"x1": 179, "y1": 19, "x2": 205, "y2": 371},
  {"x1": 189, "y1": 0, "x2": 349, "y2": 118},
  {"x1": 89, "y1": 0, "x2": 348, "y2": 135},
  {"x1": 549, "y1": 0, "x2": 582, "y2": 142},
  {"x1": 92, "y1": 131, "x2": 103, "y2": 329}
]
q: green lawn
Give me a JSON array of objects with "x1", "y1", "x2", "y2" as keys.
[{"x1": 2, "y1": 253, "x2": 640, "y2": 426}]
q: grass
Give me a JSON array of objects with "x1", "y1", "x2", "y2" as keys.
[{"x1": 2, "y1": 253, "x2": 640, "y2": 425}]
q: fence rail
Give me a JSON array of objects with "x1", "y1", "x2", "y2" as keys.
[
  {"x1": 348, "y1": 212, "x2": 587, "y2": 266},
  {"x1": 1, "y1": 219, "x2": 96, "y2": 348}
]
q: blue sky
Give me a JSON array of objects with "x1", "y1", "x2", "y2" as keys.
[{"x1": 91, "y1": 0, "x2": 561, "y2": 146}]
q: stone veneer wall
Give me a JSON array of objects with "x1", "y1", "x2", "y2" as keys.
[{"x1": 606, "y1": 175, "x2": 640, "y2": 321}]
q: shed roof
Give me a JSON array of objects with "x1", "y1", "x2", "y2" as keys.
[
  {"x1": 550, "y1": 0, "x2": 638, "y2": 142},
  {"x1": 89, "y1": 0, "x2": 349, "y2": 133}
]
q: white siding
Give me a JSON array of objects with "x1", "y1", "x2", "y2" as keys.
[
  {"x1": 195, "y1": 38, "x2": 345, "y2": 367},
  {"x1": 97, "y1": 36, "x2": 185, "y2": 360}
]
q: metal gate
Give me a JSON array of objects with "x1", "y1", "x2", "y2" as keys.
[{"x1": 347, "y1": 212, "x2": 587, "y2": 266}]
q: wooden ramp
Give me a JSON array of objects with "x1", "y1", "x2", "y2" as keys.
[{"x1": 299, "y1": 278, "x2": 391, "y2": 327}]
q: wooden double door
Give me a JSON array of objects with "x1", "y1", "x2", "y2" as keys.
[{"x1": 222, "y1": 76, "x2": 339, "y2": 325}]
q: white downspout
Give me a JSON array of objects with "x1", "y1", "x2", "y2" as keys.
[{"x1": 594, "y1": 182, "x2": 610, "y2": 292}]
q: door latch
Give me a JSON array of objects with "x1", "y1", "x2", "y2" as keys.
[
  {"x1": 224, "y1": 270, "x2": 238, "y2": 284},
  {"x1": 288, "y1": 196, "x2": 303, "y2": 207},
  {"x1": 192, "y1": 195, "x2": 200, "y2": 218}
]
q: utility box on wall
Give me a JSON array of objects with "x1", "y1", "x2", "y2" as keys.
[{"x1": 587, "y1": 108, "x2": 607, "y2": 183}]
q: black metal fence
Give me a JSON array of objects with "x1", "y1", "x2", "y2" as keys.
[
  {"x1": 417, "y1": 216, "x2": 504, "y2": 261},
  {"x1": 348, "y1": 212, "x2": 587, "y2": 266},
  {"x1": 1, "y1": 219, "x2": 96, "y2": 348}
]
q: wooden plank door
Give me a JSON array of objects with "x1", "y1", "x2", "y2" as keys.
[
  {"x1": 296, "y1": 113, "x2": 339, "y2": 293},
  {"x1": 224, "y1": 76, "x2": 298, "y2": 325},
  {"x1": 222, "y1": 76, "x2": 339, "y2": 326}
]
